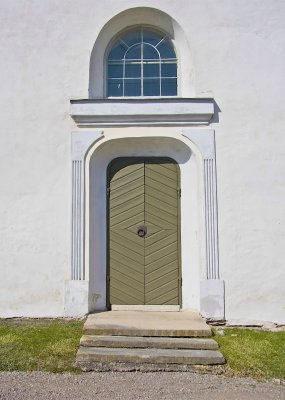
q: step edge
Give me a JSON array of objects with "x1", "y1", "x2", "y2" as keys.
[
  {"x1": 79, "y1": 335, "x2": 219, "y2": 350},
  {"x1": 83, "y1": 328, "x2": 212, "y2": 337},
  {"x1": 76, "y1": 346, "x2": 225, "y2": 365},
  {"x1": 75, "y1": 361, "x2": 224, "y2": 372},
  {"x1": 77, "y1": 346, "x2": 224, "y2": 356}
]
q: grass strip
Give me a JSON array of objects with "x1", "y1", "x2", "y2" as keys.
[
  {"x1": 213, "y1": 328, "x2": 285, "y2": 380},
  {"x1": 0, "y1": 319, "x2": 84, "y2": 373},
  {"x1": 0, "y1": 319, "x2": 284, "y2": 379}
]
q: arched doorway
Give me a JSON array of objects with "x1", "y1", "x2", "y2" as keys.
[
  {"x1": 87, "y1": 133, "x2": 200, "y2": 313},
  {"x1": 66, "y1": 109, "x2": 224, "y2": 320}
]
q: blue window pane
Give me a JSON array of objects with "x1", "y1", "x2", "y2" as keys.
[
  {"x1": 108, "y1": 79, "x2": 123, "y2": 97},
  {"x1": 108, "y1": 42, "x2": 127, "y2": 60},
  {"x1": 125, "y1": 45, "x2": 141, "y2": 60},
  {"x1": 143, "y1": 63, "x2": 159, "y2": 78},
  {"x1": 143, "y1": 79, "x2": 160, "y2": 96},
  {"x1": 157, "y1": 40, "x2": 176, "y2": 59},
  {"x1": 125, "y1": 64, "x2": 141, "y2": 78},
  {"x1": 143, "y1": 44, "x2": 159, "y2": 60},
  {"x1": 107, "y1": 29, "x2": 177, "y2": 97},
  {"x1": 161, "y1": 63, "x2": 177, "y2": 77},
  {"x1": 108, "y1": 64, "x2": 123, "y2": 78},
  {"x1": 161, "y1": 78, "x2": 177, "y2": 96},
  {"x1": 125, "y1": 79, "x2": 141, "y2": 96},
  {"x1": 143, "y1": 31, "x2": 163, "y2": 46},
  {"x1": 122, "y1": 31, "x2": 141, "y2": 46}
]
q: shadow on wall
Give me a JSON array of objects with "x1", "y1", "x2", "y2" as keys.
[{"x1": 211, "y1": 99, "x2": 221, "y2": 124}]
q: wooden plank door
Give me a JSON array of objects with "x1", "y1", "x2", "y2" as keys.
[
  {"x1": 108, "y1": 159, "x2": 145, "y2": 305},
  {"x1": 108, "y1": 158, "x2": 180, "y2": 306},
  {"x1": 144, "y1": 160, "x2": 180, "y2": 305}
]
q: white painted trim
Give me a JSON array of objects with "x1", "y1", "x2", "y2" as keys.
[
  {"x1": 68, "y1": 126, "x2": 223, "y2": 319},
  {"x1": 72, "y1": 131, "x2": 104, "y2": 160},
  {"x1": 71, "y1": 131, "x2": 104, "y2": 280},
  {"x1": 86, "y1": 132, "x2": 201, "y2": 312},
  {"x1": 70, "y1": 98, "x2": 214, "y2": 127},
  {"x1": 182, "y1": 129, "x2": 215, "y2": 159},
  {"x1": 64, "y1": 280, "x2": 89, "y2": 317},
  {"x1": 183, "y1": 129, "x2": 220, "y2": 280},
  {"x1": 200, "y1": 280, "x2": 225, "y2": 320}
]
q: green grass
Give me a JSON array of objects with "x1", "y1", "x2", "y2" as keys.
[
  {"x1": 0, "y1": 320, "x2": 284, "y2": 379},
  {"x1": 0, "y1": 319, "x2": 84, "y2": 373},
  {"x1": 213, "y1": 328, "x2": 285, "y2": 380}
]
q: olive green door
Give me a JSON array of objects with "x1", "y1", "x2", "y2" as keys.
[{"x1": 107, "y1": 157, "x2": 181, "y2": 306}]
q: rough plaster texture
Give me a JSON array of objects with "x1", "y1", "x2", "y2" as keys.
[{"x1": 0, "y1": 0, "x2": 284, "y2": 322}]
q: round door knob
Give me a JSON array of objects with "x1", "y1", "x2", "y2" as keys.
[{"x1": 137, "y1": 226, "x2": 147, "y2": 237}]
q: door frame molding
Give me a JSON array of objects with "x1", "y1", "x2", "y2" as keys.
[{"x1": 64, "y1": 128, "x2": 224, "y2": 321}]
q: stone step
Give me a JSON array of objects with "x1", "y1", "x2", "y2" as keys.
[
  {"x1": 80, "y1": 335, "x2": 219, "y2": 350},
  {"x1": 76, "y1": 313, "x2": 224, "y2": 371},
  {"x1": 83, "y1": 327, "x2": 211, "y2": 337},
  {"x1": 76, "y1": 346, "x2": 225, "y2": 367},
  {"x1": 84, "y1": 311, "x2": 212, "y2": 337}
]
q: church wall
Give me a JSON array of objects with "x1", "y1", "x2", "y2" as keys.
[{"x1": 0, "y1": 0, "x2": 284, "y2": 322}]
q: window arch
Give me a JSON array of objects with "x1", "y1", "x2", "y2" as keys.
[{"x1": 107, "y1": 28, "x2": 177, "y2": 97}]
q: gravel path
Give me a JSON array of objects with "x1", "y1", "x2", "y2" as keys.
[{"x1": 0, "y1": 371, "x2": 284, "y2": 400}]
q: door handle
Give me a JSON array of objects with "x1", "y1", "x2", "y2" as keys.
[{"x1": 137, "y1": 226, "x2": 147, "y2": 237}]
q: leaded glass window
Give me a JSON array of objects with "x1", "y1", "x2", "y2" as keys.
[{"x1": 107, "y1": 28, "x2": 177, "y2": 97}]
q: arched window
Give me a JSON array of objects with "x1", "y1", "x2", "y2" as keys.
[{"x1": 107, "y1": 28, "x2": 177, "y2": 97}]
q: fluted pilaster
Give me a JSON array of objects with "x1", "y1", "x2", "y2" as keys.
[
  {"x1": 71, "y1": 131, "x2": 103, "y2": 280},
  {"x1": 204, "y1": 158, "x2": 219, "y2": 279},
  {"x1": 183, "y1": 129, "x2": 220, "y2": 280}
]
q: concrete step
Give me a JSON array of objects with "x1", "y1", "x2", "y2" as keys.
[
  {"x1": 84, "y1": 311, "x2": 212, "y2": 337},
  {"x1": 76, "y1": 346, "x2": 225, "y2": 367},
  {"x1": 80, "y1": 335, "x2": 219, "y2": 350}
]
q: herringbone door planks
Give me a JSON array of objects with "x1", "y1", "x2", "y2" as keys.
[
  {"x1": 109, "y1": 161, "x2": 145, "y2": 305},
  {"x1": 108, "y1": 158, "x2": 180, "y2": 306},
  {"x1": 145, "y1": 161, "x2": 180, "y2": 305}
]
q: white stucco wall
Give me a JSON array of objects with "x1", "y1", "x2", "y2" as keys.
[{"x1": 0, "y1": 0, "x2": 284, "y2": 322}]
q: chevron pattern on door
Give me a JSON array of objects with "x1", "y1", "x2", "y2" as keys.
[
  {"x1": 108, "y1": 158, "x2": 181, "y2": 306},
  {"x1": 145, "y1": 161, "x2": 180, "y2": 305}
]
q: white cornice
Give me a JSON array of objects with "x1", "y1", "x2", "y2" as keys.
[{"x1": 70, "y1": 98, "x2": 214, "y2": 127}]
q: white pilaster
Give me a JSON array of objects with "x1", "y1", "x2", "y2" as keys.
[
  {"x1": 183, "y1": 129, "x2": 219, "y2": 279},
  {"x1": 71, "y1": 159, "x2": 84, "y2": 279},
  {"x1": 71, "y1": 131, "x2": 103, "y2": 280},
  {"x1": 204, "y1": 157, "x2": 219, "y2": 279},
  {"x1": 183, "y1": 129, "x2": 224, "y2": 319}
]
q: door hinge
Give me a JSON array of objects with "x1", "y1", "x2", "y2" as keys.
[
  {"x1": 107, "y1": 187, "x2": 110, "y2": 197},
  {"x1": 178, "y1": 188, "x2": 181, "y2": 197},
  {"x1": 179, "y1": 277, "x2": 182, "y2": 286}
]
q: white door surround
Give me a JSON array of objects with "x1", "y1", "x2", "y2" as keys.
[{"x1": 65, "y1": 99, "x2": 224, "y2": 320}]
